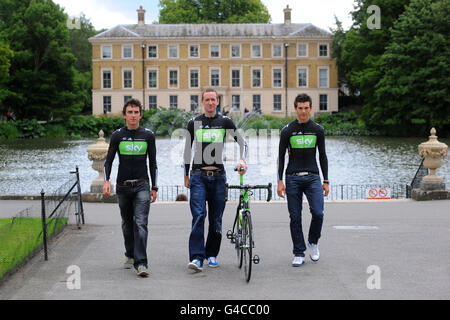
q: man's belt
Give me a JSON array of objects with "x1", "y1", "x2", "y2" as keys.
[
  {"x1": 191, "y1": 169, "x2": 225, "y2": 177},
  {"x1": 117, "y1": 179, "x2": 149, "y2": 187},
  {"x1": 289, "y1": 172, "x2": 317, "y2": 177}
]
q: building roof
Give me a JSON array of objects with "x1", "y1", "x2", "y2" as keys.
[{"x1": 91, "y1": 23, "x2": 331, "y2": 40}]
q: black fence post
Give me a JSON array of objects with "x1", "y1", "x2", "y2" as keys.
[
  {"x1": 40, "y1": 189, "x2": 48, "y2": 261},
  {"x1": 75, "y1": 166, "x2": 85, "y2": 225}
]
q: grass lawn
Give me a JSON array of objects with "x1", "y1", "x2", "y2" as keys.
[{"x1": 0, "y1": 217, "x2": 68, "y2": 279}]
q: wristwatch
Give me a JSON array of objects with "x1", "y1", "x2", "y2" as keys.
[{"x1": 152, "y1": 186, "x2": 159, "y2": 192}]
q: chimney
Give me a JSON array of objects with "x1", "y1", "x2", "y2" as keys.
[
  {"x1": 284, "y1": 5, "x2": 292, "y2": 25},
  {"x1": 137, "y1": 5, "x2": 145, "y2": 27}
]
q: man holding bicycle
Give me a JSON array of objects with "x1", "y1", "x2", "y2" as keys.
[
  {"x1": 184, "y1": 88, "x2": 248, "y2": 272},
  {"x1": 277, "y1": 93, "x2": 329, "y2": 267}
]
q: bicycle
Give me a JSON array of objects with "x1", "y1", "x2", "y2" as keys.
[{"x1": 225, "y1": 167, "x2": 272, "y2": 282}]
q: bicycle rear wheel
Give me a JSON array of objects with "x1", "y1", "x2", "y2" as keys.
[{"x1": 242, "y1": 213, "x2": 253, "y2": 282}]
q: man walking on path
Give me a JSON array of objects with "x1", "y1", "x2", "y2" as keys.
[
  {"x1": 277, "y1": 93, "x2": 329, "y2": 267},
  {"x1": 183, "y1": 88, "x2": 248, "y2": 272},
  {"x1": 103, "y1": 98, "x2": 158, "y2": 277}
]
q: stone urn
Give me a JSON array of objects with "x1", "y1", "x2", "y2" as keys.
[
  {"x1": 418, "y1": 128, "x2": 448, "y2": 190},
  {"x1": 87, "y1": 130, "x2": 110, "y2": 193},
  {"x1": 412, "y1": 128, "x2": 450, "y2": 200}
]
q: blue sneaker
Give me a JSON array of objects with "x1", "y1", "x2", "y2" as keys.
[
  {"x1": 188, "y1": 259, "x2": 203, "y2": 272},
  {"x1": 207, "y1": 257, "x2": 219, "y2": 268},
  {"x1": 292, "y1": 256, "x2": 305, "y2": 267}
]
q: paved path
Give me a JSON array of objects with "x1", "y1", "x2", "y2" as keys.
[{"x1": 0, "y1": 199, "x2": 449, "y2": 300}]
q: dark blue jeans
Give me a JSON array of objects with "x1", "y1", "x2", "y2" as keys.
[
  {"x1": 116, "y1": 182, "x2": 150, "y2": 268},
  {"x1": 189, "y1": 173, "x2": 226, "y2": 261},
  {"x1": 285, "y1": 174, "x2": 324, "y2": 257}
]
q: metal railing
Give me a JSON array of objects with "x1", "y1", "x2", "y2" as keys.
[
  {"x1": 406, "y1": 158, "x2": 428, "y2": 198},
  {"x1": 157, "y1": 183, "x2": 409, "y2": 202}
]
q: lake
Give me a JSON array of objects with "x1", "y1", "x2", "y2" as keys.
[{"x1": 0, "y1": 135, "x2": 449, "y2": 196}]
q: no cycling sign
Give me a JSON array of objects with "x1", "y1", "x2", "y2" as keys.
[{"x1": 365, "y1": 187, "x2": 391, "y2": 200}]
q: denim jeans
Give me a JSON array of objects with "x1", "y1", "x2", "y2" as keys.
[
  {"x1": 188, "y1": 173, "x2": 226, "y2": 261},
  {"x1": 285, "y1": 174, "x2": 324, "y2": 257},
  {"x1": 116, "y1": 182, "x2": 150, "y2": 268}
]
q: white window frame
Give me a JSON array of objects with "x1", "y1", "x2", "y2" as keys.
[
  {"x1": 230, "y1": 68, "x2": 241, "y2": 88},
  {"x1": 272, "y1": 67, "x2": 283, "y2": 88},
  {"x1": 210, "y1": 44, "x2": 220, "y2": 58},
  {"x1": 101, "y1": 45, "x2": 112, "y2": 59},
  {"x1": 189, "y1": 68, "x2": 200, "y2": 88},
  {"x1": 122, "y1": 68, "x2": 133, "y2": 89},
  {"x1": 148, "y1": 95, "x2": 157, "y2": 109},
  {"x1": 251, "y1": 44, "x2": 262, "y2": 58},
  {"x1": 272, "y1": 44, "x2": 282, "y2": 58},
  {"x1": 147, "y1": 68, "x2": 158, "y2": 89},
  {"x1": 230, "y1": 44, "x2": 241, "y2": 58},
  {"x1": 210, "y1": 68, "x2": 220, "y2": 87},
  {"x1": 190, "y1": 95, "x2": 199, "y2": 111},
  {"x1": 122, "y1": 44, "x2": 133, "y2": 59},
  {"x1": 169, "y1": 95, "x2": 178, "y2": 109},
  {"x1": 232, "y1": 95, "x2": 240, "y2": 110},
  {"x1": 297, "y1": 43, "x2": 308, "y2": 57},
  {"x1": 318, "y1": 67, "x2": 329, "y2": 88},
  {"x1": 252, "y1": 94, "x2": 261, "y2": 111},
  {"x1": 319, "y1": 94, "x2": 328, "y2": 111},
  {"x1": 168, "y1": 45, "x2": 178, "y2": 59},
  {"x1": 189, "y1": 44, "x2": 199, "y2": 58},
  {"x1": 103, "y1": 96, "x2": 112, "y2": 113},
  {"x1": 297, "y1": 66, "x2": 308, "y2": 88},
  {"x1": 251, "y1": 68, "x2": 262, "y2": 88},
  {"x1": 273, "y1": 94, "x2": 282, "y2": 112},
  {"x1": 101, "y1": 68, "x2": 112, "y2": 89},
  {"x1": 318, "y1": 43, "x2": 329, "y2": 57},
  {"x1": 148, "y1": 45, "x2": 158, "y2": 59},
  {"x1": 168, "y1": 68, "x2": 179, "y2": 89},
  {"x1": 124, "y1": 95, "x2": 132, "y2": 104}
]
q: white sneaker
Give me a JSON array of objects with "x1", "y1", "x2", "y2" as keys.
[
  {"x1": 136, "y1": 265, "x2": 149, "y2": 277},
  {"x1": 292, "y1": 256, "x2": 305, "y2": 267},
  {"x1": 309, "y1": 243, "x2": 320, "y2": 261}
]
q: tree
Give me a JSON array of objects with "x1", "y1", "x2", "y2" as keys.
[
  {"x1": 68, "y1": 13, "x2": 97, "y2": 73},
  {"x1": 0, "y1": 0, "x2": 81, "y2": 120},
  {"x1": 0, "y1": 42, "x2": 13, "y2": 109},
  {"x1": 371, "y1": 0, "x2": 450, "y2": 134},
  {"x1": 339, "y1": 0, "x2": 410, "y2": 123},
  {"x1": 158, "y1": 0, "x2": 271, "y2": 24}
]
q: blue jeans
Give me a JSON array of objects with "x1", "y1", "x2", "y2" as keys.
[
  {"x1": 189, "y1": 173, "x2": 226, "y2": 261},
  {"x1": 116, "y1": 182, "x2": 150, "y2": 268},
  {"x1": 285, "y1": 174, "x2": 324, "y2": 257}
]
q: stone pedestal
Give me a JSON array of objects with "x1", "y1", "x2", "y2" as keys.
[
  {"x1": 86, "y1": 130, "x2": 111, "y2": 194},
  {"x1": 412, "y1": 128, "x2": 449, "y2": 201}
]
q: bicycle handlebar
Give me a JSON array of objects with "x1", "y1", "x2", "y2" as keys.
[{"x1": 225, "y1": 183, "x2": 272, "y2": 202}]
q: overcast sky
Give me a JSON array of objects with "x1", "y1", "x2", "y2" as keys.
[{"x1": 53, "y1": 0, "x2": 356, "y2": 31}]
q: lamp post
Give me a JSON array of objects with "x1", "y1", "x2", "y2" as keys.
[
  {"x1": 141, "y1": 43, "x2": 146, "y2": 110},
  {"x1": 284, "y1": 42, "x2": 289, "y2": 117}
]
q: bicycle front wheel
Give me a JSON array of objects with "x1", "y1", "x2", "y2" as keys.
[{"x1": 242, "y1": 213, "x2": 253, "y2": 282}]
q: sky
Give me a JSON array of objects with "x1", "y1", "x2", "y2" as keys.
[{"x1": 53, "y1": 0, "x2": 356, "y2": 31}]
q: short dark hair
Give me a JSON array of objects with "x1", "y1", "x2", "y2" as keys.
[
  {"x1": 123, "y1": 98, "x2": 143, "y2": 115},
  {"x1": 294, "y1": 94, "x2": 312, "y2": 108},
  {"x1": 201, "y1": 88, "x2": 218, "y2": 100}
]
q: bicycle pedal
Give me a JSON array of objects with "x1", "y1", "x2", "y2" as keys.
[
  {"x1": 226, "y1": 230, "x2": 233, "y2": 240},
  {"x1": 252, "y1": 255, "x2": 260, "y2": 264}
]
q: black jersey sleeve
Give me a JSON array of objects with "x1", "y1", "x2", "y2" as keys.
[
  {"x1": 103, "y1": 130, "x2": 120, "y2": 181},
  {"x1": 147, "y1": 131, "x2": 158, "y2": 187},
  {"x1": 277, "y1": 126, "x2": 289, "y2": 181},
  {"x1": 183, "y1": 119, "x2": 195, "y2": 176},
  {"x1": 317, "y1": 127, "x2": 328, "y2": 180}
]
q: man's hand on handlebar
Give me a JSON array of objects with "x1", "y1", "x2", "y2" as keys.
[{"x1": 236, "y1": 159, "x2": 247, "y2": 175}]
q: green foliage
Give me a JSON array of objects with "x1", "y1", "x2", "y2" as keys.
[
  {"x1": 371, "y1": 0, "x2": 450, "y2": 135},
  {"x1": 158, "y1": 0, "x2": 271, "y2": 24},
  {"x1": 143, "y1": 108, "x2": 193, "y2": 136},
  {"x1": 0, "y1": 121, "x2": 20, "y2": 139}
]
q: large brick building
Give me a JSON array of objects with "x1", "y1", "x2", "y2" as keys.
[{"x1": 89, "y1": 5, "x2": 338, "y2": 116}]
